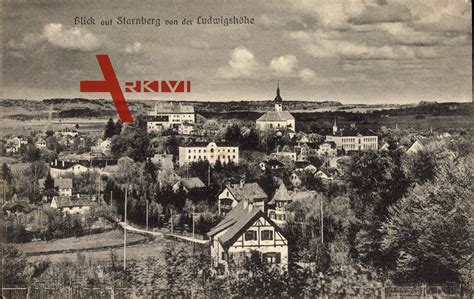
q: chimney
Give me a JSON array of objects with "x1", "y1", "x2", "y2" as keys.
[
  {"x1": 247, "y1": 201, "x2": 253, "y2": 212},
  {"x1": 240, "y1": 179, "x2": 244, "y2": 188},
  {"x1": 55, "y1": 159, "x2": 58, "y2": 166},
  {"x1": 243, "y1": 198, "x2": 248, "y2": 209},
  {"x1": 62, "y1": 161, "x2": 65, "y2": 167}
]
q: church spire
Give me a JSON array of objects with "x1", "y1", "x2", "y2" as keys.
[{"x1": 274, "y1": 83, "x2": 283, "y2": 111}]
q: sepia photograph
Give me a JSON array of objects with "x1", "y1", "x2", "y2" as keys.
[{"x1": 1, "y1": 0, "x2": 472, "y2": 298}]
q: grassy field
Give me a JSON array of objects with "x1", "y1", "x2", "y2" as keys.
[
  {"x1": 25, "y1": 238, "x2": 170, "y2": 263},
  {"x1": 15, "y1": 230, "x2": 149, "y2": 255}
]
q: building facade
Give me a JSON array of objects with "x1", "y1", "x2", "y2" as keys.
[
  {"x1": 256, "y1": 85, "x2": 295, "y2": 131},
  {"x1": 325, "y1": 121, "x2": 378, "y2": 151},
  {"x1": 207, "y1": 201, "x2": 288, "y2": 273},
  {"x1": 147, "y1": 103, "x2": 195, "y2": 133},
  {"x1": 178, "y1": 142, "x2": 239, "y2": 167}
]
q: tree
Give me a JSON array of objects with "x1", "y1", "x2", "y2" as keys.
[
  {"x1": 44, "y1": 171, "x2": 55, "y2": 191},
  {"x1": 104, "y1": 118, "x2": 116, "y2": 139},
  {"x1": 348, "y1": 150, "x2": 409, "y2": 274},
  {"x1": 380, "y1": 153, "x2": 472, "y2": 284},
  {"x1": 1, "y1": 246, "x2": 27, "y2": 286}
]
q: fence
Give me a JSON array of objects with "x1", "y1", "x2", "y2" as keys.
[{"x1": 2, "y1": 285, "x2": 471, "y2": 299}]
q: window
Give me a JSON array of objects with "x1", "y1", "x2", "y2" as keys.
[
  {"x1": 221, "y1": 251, "x2": 227, "y2": 260},
  {"x1": 261, "y1": 230, "x2": 273, "y2": 241},
  {"x1": 245, "y1": 230, "x2": 257, "y2": 241},
  {"x1": 263, "y1": 252, "x2": 281, "y2": 264}
]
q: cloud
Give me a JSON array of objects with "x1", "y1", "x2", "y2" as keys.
[
  {"x1": 217, "y1": 47, "x2": 322, "y2": 85},
  {"x1": 270, "y1": 55, "x2": 298, "y2": 74},
  {"x1": 298, "y1": 68, "x2": 315, "y2": 81},
  {"x1": 124, "y1": 42, "x2": 143, "y2": 55},
  {"x1": 216, "y1": 47, "x2": 260, "y2": 79},
  {"x1": 7, "y1": 33, "x2": 44, "y2": 50},
  {"x1": 8, "y1": 23, "x2": 101, "y2": 52},
  {"x1": 289, "y1": 30, "x2": 438, "y2": 60},
  {"x1": 348, "y1": 2, "x2": 413, "y2": 25},
  {"x1": 42, "y1": 23, "x2": 101, "y2": 52}
]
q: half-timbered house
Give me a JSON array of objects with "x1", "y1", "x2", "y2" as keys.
[{"x1": 207, "y1": 200, "x2": 288, "y2": 273}]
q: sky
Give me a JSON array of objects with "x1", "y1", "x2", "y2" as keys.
[{"x1": 1, "y1": 0, "x2": 472, "y2": 104}]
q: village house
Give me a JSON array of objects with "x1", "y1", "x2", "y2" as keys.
[
  {"x1": 325, "y1": 121, "x2": 378, "y2": 151},
  {"x1": 316, "y1": 141, "x2": 337, "y2": 157},
  {"x1": 406, "y1": 137, "x2": 435, "y2": 154},
  {"x1": 98, "y1": 139, "x2": 112, "y2": 155},
  {"x1": 259, "y1": 159, "x2": 285, "y2": 171},
  {"x1": 2, "y1": 194, "x2": 32, "y2": 216},
  {"x1": 271, "y1": 150, "x2": 297, "y2": 162},
  {"x1": 147, "y1": 102, "x2": 195, "y2": 133},
  {"x1": 268, "y1": 186, "x2": 320, "y2": 227},
  {"x1": 218, "y1": 181, "x2": 268, "y2": 215},
  {"x1": 38, "y1": 178, "x2": 73, "y2": 197},
  {"x1": 49, "y1": 159, "x2": 118, "y2": 178},
  {"x1": 178, "y1": 122, "x2": 194, "y2": 135},
  {"x1": 178, "y1": 141, "x2": 239, "y2": 167},
  {"x1": 50, "y1": 196, "x2": 91, "y2": 215},
  {"x1": 207, "y1": 200, "x2": 288, "y2": 273},
  {"x1": 35, "y1": 138, "x2": 47, "y2": 149},
  {"x1": 172, "y1": 177, "x2": 206, "y2": 193},
  {"x1": 256, "y1": 84, "x2": 295, "y2": 131},
  {"x1": 4, "y1": 136, "x2": 28, "y2": 153}
]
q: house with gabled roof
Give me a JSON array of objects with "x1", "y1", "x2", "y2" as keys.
[
  {"x1": 172, "y1": 177, "x2": 206, "y2": 193},
  {"x1": 256, "y1": 84, "x2": 295, "y2": 131},
  {"x1": 38, "y1": 178, "x2": 73, "y2": 197},
  {"x1": 207, "y1": 199, "x2": 288, "y2": 273},
  {"x1": 50, "y1": 196, "x2": 90, "y2": 215},
  {"x1": 217, "y1": 181, "x2": 268, "y2": 215}
]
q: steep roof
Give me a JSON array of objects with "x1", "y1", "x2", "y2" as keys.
[
  {"x1": 2, "y1": 200, "x2": 32, "y2": 213},
  {"x1": 257, "y1": 111, "x2": 294, "y2": 122},
  {"x1": 268, "y1": 182, "x2": 290, "y2": 205},
  {"x1": 208, "y1": 201, "x2": 284, "y2": 248},
  {"x1": 179, "y1": 177, "x2": 206, "y2": 190},
  {"x1": 274, "y1": 84, "x2": 283, "y2": 104},
  {"x1": 225, "y1": 182, "x2": 268, "y2": 203},
  {"x1": 53, "y1": 196, "x2": 90, "y2": 208}
]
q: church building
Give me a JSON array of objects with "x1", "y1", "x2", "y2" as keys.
[{"x1": 256, "y1": 84, "x2": 295, "y2": 132}]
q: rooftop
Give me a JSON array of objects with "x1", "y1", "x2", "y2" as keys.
[
  {"x1": 257, "y1": 110, "x2": 295, "y2": 122},
  {"x1": 224, "y1": 182, "x2": 268, "y2": 203},
  {"x1": 154, "y1": 103, "x2": 195, "y2": 114}
]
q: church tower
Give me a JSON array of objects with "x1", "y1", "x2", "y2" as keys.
[
  {"x1": 274, "y1": 83, "x2": 283, "y2": 112},
  {"x1": 332, "y1": 118, "x2": 338, "y2": 135}
]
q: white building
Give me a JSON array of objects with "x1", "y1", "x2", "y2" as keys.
[
  {"x1": 178, "y1": 142, "x2": 239, "y2": 167},
  {"x1": 207, "y1": 200, "x2": 288, "y2": 273},
  {"x1": 147, "y1": 103, "x2": 195, "y2": 133},
  {"x1": 325, "y1": 120, "x2": 378, "y2": 151},
  {"x1": 256, "y1": 85, "x2": 295, "y2": 131},
  {"x1": 49, "y1": 159, "x2": 117, "y2": 178}
]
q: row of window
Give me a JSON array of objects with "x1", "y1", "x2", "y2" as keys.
[
  {"x1": 187, "y1": 148, "x2": 236, "y2": 154},
  {"x1": 244, "y1": 229, "x2": 273, "y2": 241},
  {"x1": 187, "y1": 155, "x2": 236, "y2": 160}
]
